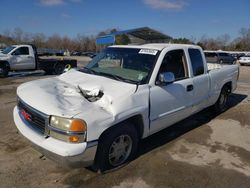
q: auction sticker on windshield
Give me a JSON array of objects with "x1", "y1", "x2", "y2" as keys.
[{"x1": 139, "y1": 49, "x2": 158, "y2": 55}]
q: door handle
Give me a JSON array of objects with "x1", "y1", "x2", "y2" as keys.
[{"x1": 186, "y1": 84, "x2": 194, "y2": 92}]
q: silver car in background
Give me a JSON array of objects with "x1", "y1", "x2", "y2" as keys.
[{"x1": 204, "y1": 51, "x2": 235, "y2": 64}]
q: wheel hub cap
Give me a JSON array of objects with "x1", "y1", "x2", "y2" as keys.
[{"x1": 108, "y1": 135, "x2": 132, "y2": 166}]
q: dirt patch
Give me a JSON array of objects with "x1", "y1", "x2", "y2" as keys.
[
  {"x1": 209, "y1": 142, "x2": 224, "y2": 153},
  {"x1": 184, "y1": 125, "x2": 213, "y2": 146},
  {"x1": 0, "y1": 137, "x2": 27, "y2": 153},
  {"x1": 227, "y1": 145, "x2": 250, "y2": 165},
  {"x1": 168, "y1": 118, "x2": 250, "y2": 176},
  {"x1": 179, "y1": 145, "x2": 189, "y2": 153},
  {"x1": 220, "y1": 104, "x2": 250, "y2": 126},
  {"x1": 209, "y1": 119, "x2": 250, "y2": 150}
]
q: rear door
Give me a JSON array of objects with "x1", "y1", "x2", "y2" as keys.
[
  {"x1": 10, "y1": 46, "x2": 35, "y2": 70},
  {"x1": 188, "y1": 48, "x2": 210, "y2": 112},
  {"x1": 149, "y1": 49, "x2": 195, "y2": 134}
]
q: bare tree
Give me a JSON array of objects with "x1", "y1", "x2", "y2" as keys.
[
  {"x1": 47, "y1": 34, "x2": 63, "y2": 49},
  {"x1": 239, "y1": 28, "x2": 250, "y2": 50},
  {"x1": 12, "y1": 27, "x2": 24, "y2": 43},
  {"x1": 32, "y1": 33, "x2": 46, "y2": 48},
  {"x1": 1, "y1": 27, "x2": 249, "y2": 52},
  {"x1": 216, "y1": 34, "x2": 231, "y2": 50}
]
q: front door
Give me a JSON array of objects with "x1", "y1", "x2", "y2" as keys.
[
  {"x1": 10, "y1": 47, "x2": 35, "y2": 70},
  {"x1": 149, "y1": 49, "x2": 194, "y2": 134}
]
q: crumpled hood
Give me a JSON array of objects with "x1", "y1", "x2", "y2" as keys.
[{"x1": 17, "y1": 70, "x2": 137, "y2": 117}]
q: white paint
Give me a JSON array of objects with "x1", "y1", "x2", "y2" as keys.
[
  {"x1": 13, "y1": 44, "x2": 239, "y2": 164},
  {"x1": 0, "y1": 45, "x2": 36, "y2": 70},
  {"x1": 139, "y1": 49, "x2": 158, "y2": 55}
]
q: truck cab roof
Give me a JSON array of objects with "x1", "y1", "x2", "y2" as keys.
[{"x1": 110, "y1": 43, "x2": 201, "y2": 51}]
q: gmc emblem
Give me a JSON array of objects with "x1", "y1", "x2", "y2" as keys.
[{"x1": 21, "y1": 109, "x2": 32, "y2": 121}]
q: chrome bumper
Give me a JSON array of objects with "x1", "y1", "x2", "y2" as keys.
[{"x1": 31, "y1": 139, "x2": 98, "y2": 168}]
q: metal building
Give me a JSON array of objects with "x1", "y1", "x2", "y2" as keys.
[{"x1": 96, "y1": 27, "x2": 172, "y2": 45}]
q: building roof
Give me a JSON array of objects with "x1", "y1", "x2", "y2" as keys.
[
  {"x1": 96, "y1": 27, "x2": 172, "y2": 45},
  {"x1": 110, "y1": 43, "x2": 199, "y2": 51}
]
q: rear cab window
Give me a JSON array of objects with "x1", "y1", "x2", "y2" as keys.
[
  {"x1": 188, "y1": 49, "x2": 204, "y2": 76},
  {"x1": 205, "y1": 52, "x2": 217, "y2": 57},
  {"x1": 218, "y1": 52, "x2": 229, "y2": 57}
]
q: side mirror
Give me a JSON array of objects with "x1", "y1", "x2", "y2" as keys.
[{"x1": 158, "y1": 72, "x2": 175, "y2": 85}]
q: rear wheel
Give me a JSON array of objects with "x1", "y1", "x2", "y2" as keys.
[
  {"x1": 214, "y1": 86, "x2": 230, "y2": 113},
  {"x1": 94, "y1": 122, "x2": 138, "y2": 172},
  {"x1": 54, "y1": 63, "x2": 65, "y2": 75}
]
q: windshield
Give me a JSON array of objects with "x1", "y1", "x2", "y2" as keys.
[
  {"x1": 2, "y1": 46, "x2": 15, "y2": 54},
  {"x1": 80, "y1": 47, "x2": 159, "y2": 84}
]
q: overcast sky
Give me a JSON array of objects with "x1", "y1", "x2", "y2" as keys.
[{"x1": 0, "y1": 0, "x2": 249, "y2": 40}]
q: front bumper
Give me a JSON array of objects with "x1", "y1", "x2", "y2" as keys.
[
  {"x1": 13, "y1": 106, "x2": 98, "y2": 168},
  {"x1": 239, "y1": 61, "x2": 250, "y2": 65}
]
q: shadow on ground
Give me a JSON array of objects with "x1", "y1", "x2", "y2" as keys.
[
  {"x1": 138, "y1": 93, "x2": 247, "y2": 156},
  {"x1": 8, "y1": 71, "x2": 46, "y2": 78}
]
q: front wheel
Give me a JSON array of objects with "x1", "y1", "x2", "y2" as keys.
[
  {"x1": 0, "y1": 65, "x2": 9, "y2": 78},
  {"x1": 44, "y1": 69, "x2": 54, "y2": 75},
  {"x1": 94, "y1": 123, "x2": 138, "y2": 172},
  {"x1": 214, "y1": 86, "x2": 230, "y2": 113}
]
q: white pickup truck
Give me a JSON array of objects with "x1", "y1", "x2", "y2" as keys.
[
  {"x1": 13, "y1": 44, "x2": 239, "y2": 171},
  {"x1": 0, "y1": 44, "x2": 77, "y2": 77}
]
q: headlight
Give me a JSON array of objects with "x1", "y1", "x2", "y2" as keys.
[{"x1": 49, "y1": 116, "x2": 87, "y2": 143}]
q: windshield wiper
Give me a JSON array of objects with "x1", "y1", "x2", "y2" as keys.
[
  {"x1": 97, "y1": 72, "x2": 139, "y2": 84},
  {"x1": 80, "y1": 67, "x2": 98, "y2": 75},
  {"x1": 80, "y1": 67, "x2": 139, "y2": 84}
]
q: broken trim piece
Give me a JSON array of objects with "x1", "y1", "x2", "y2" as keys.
[{"x1": 78, "y1": 86, "x2": 104, "y2": 102}]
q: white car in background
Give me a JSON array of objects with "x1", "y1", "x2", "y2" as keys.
[{"x1": 239, "y1": 55, "x2": 250, "y2": 66}]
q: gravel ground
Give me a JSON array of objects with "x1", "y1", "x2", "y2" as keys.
[{"x1": 0, "y1": 65, "x2": 250, "y2": 188}]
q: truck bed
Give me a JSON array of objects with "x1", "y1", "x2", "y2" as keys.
[{"x1": 37, "y1": 58, "x2": 77, "y2": 74}]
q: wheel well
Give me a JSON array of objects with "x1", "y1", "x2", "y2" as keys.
[
  {"x1": 0, "y1": 61, "x2": 10, "y2": 69},
  {"x1": 223, "y1": 81, "x2": 232, "y2": 93},
  {"x1": 127, "y1": 115, "x2": 144, "y2": 139},
  {"x1": 99, "y1": 114, "x2": 144, "y2": 141}
]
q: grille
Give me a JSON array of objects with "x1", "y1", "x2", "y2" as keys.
[{"x1": 17, "y1": 99, "x2": 48, "y2": 134}]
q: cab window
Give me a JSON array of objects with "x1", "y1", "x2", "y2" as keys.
[
  {"x1": 12, "y1": 47, "x2": 29, "y2": 55},
  {"x1": 188, "y1": 49, "x2": 204, "y2": 76},
  {"x1": 158, "y1": 49, "x2": 188, "y2": 81}
]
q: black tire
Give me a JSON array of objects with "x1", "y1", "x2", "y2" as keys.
[
  {"x1": 214, "y1": 86, "x2": 230, "y2": 113},
  {"x1": 44, "y1": 69, "x2": 54, "y2": 75},
  {"x1": 0, "y1": 64, "x2": 9, "y2": 78},
  {"x1": 94, "y1": 122, "x2": 138, "y2": 172},
  {"x1": 54, "y1": 63, "x2": 65, "y2": 75}
]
